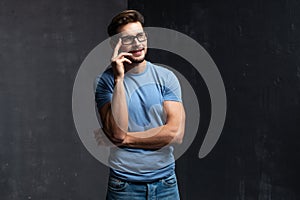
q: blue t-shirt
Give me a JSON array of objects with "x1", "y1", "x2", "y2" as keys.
[{"x1": 95, "y1": 61, "x2": 182, "y2": 182}]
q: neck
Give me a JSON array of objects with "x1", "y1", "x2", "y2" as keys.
[{"x1": 125, "y1": 60, "x2": 147, "y2": 74}]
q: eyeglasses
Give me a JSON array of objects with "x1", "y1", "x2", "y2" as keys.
[{"x1": 120, "y1": 32, "x2": 147, "y2": 45}]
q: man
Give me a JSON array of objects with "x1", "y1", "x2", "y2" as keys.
[{"x1": 95, "y1": 10, "x2": 185, "y2": 199}]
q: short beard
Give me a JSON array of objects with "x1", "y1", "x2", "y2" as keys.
[{"x1": 127, "y1": 55, "x2": 145, "y2": 63}]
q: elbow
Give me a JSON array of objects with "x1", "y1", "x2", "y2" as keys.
[
  {"x1": 172, "y1": 130, "x2": 184, "y2": 144},
  {"x1": 113, "y1": 129, "x2": 126, "y2": 141},
  {"x1": 175, "y1": 135, "x2": 183, "y2": 144},
  {"x1": 102, "y1": 126, "x2": 126, "y2": 143},
  {"x1": 169, "y1": 127, "x2": 184, "y2": 144},
  {"x1": 111, "y1": 128, "x2": 126, "y2": 142}
]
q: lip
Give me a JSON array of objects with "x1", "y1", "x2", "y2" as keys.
[{"x1": 129, "y1": 48, "x2": 144, "y2": 53}]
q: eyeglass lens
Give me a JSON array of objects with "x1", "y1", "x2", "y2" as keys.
[{"x1": 121, "y1": 32, "x2": 147, "y2": 45}]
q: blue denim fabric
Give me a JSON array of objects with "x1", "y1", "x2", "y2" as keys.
[{"x1": 106, "y1": 173, "x2": 180, "y2": 200}]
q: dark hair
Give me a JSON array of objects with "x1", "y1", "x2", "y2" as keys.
[{"x1": 107, "y1": 10, "x2": 144, "y2": 36}]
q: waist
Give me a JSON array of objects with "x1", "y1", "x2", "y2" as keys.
[
  {"x1": 109, "y1": 147, "x2": 175, "y2": 182},
  {"x1": 110, "y1": 162, "x2": 175, "y2": 182}
]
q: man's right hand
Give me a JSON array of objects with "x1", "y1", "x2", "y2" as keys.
[{"x1": 111, "y1": 38, "x2": 132, "y2": 80}]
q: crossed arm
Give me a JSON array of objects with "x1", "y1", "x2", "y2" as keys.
[{"x1": 99, "y1": 99, "x2": 185, "y2": 149}]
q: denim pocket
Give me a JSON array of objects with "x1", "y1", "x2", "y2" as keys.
[
  {"x1": 162, "y1": 173, "x2": 177, "y2": 187},
  {"x1": 108, "y1": 176, "x2": 128, "y2": 191}
]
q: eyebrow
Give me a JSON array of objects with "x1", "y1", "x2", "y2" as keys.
[{"x1": 121, "y1": 32, "x2": 144, "y2": 37}]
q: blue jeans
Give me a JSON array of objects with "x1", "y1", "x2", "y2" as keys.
[{"x1": 106, "y1": 173, "x2": 180, "y2": 200}]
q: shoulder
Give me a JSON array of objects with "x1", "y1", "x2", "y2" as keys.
[
  {"x1": 96, "y1": 67, "x2": 114, "y2": 83},
  {"x1": 95, "y1": 67, "x2": 114, "y2": 90},
  {"x1": 98, "y1": 67, "x2": 113, "y2": 79}
]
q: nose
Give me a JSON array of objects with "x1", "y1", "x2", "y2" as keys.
[{"x1": 132, "y1": 37, "x2": 140, "y2": 45}]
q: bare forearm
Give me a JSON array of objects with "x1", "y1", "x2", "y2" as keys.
[
  {"x1": 111, "y1": 78, "x2": 128, "y2": 133},
  {"x1": 124, "y1": 124, "x2": 184, "y2": 149},
  {"x1": 101, "y1": 79, "x2": 128, "y2": 142}
]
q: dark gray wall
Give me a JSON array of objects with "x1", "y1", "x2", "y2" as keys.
[
  {"x1": 1, "y1": 0, "x2": 300, "y2": 199},
  {"x1": 0, "y1": 0, "x2": 126, "y2": 199},
  {"x1": 129, "y1": 0, "x2": 300, "y2": 199}
]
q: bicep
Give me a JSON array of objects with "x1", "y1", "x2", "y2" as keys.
[
  {"x1": 163, "y1": 100, "x2": 185, "y2": 143},
  {"x1": 163, "y1": 101, "x2": 185, "y2": 127}
]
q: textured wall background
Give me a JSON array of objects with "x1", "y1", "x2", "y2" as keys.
[
  {"x1": 0, "y1": 0, "x2": 126, "y2": 199},
  {"x1": 1, "y1": 0, "x2": 299, "y2": 199},
  {"x1": 129, "y1": 0, "x2": 300, "y2": 199}
]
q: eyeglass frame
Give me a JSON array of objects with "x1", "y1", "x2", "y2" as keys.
[{"x1": 119, "y1": 32, "x2": 148, "y2": 45}]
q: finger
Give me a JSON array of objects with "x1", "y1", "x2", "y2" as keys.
[
  {"x1": 117, "y1": 52, "x2": 133, "y2": 58},
  {"x1": 112, "y1": 38, "x2": 122, "y2": 58},
  {"x1": 111, "y1": 52, "x2": 132, "y2": 62},
  {"x1": 94, "y1": 131, "x2": 101, "y2": 139},
  {"x1": 119, "y1": 57, "x2": 132, "y2": 64},
  {"x1": 96, "y1": 136, "x2": 106, "y2": 146},
  {"x1": 95, "y1": 135, "x2": 102, "y2": 142}
]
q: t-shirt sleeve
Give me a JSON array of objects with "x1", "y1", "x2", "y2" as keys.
[
  {"x1": 162, "y1": 71, "x2": 182, "y2": 102},
  {"x1": 95, "y1": 70, "x2": 114, "y2": 109}
]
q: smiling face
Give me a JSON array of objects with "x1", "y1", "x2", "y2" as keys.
[{"x1": 118, "y1": 22, "x2": 147, "y2": 64}]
